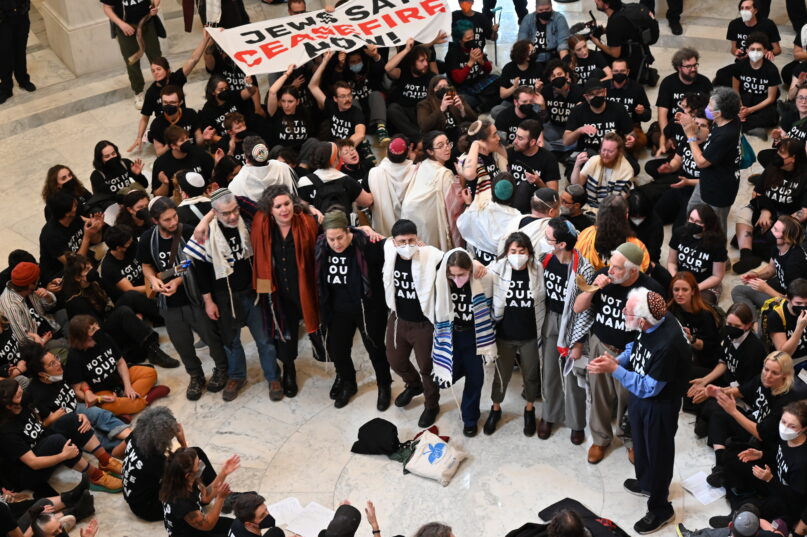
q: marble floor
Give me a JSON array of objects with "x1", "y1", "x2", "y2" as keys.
[{"x1": 0, "y1": 0, "x2": 796, "y2": 535}]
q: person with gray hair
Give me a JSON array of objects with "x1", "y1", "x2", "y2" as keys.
[
  {"x1": 184, "y1": 188, "x2": 282, "y2": 403},
  {"x1": 680, "y1": 86, "x2": 742, "y2": 235},
  {"x1": 588, "y1": 287, "x2": 690, "y2": 534}
]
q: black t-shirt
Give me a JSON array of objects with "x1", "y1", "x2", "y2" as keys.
[
  {"x1": 393, "y1": 257, "x2": 427, "y2": 323},
  {"x1": 604, "y1": 10, "x2": 633, "y2": 49},
  {"x1": 0, "y1": 406, "x2": 45, "y2": 461},
  {"x1": 668, "y1": 228, "x2": 727, "y2": 283},
  {"x1": 177, "y1": 201, "x2": 212, "y2": 228},
  {"x1": 25, "y1": 297, "x2": 53, "y2": 338},
  {"x1": 726, "y1": 17, "x2": 781, "y2": 54},
  {"x1": 450, "y1": 10, "x2": 492, "y2": 49},
  {"x1": 542, "y1": 83, "x2": 584, "y2": 126},
  {"x1": 507, "y1": 147, "x2": 560, "y2": 214},
  {"x1": 605, "y1": 79, "x2": 652, "y2": 123},
  {"x1": 542, "y1": 254, "x2": 567, "y2": 314},
  {"x1": 572, "y1": 52, "x2": 608, "y2": 87},
  {"x1": 27, "y1": 380, "x2": 78, "y2": 420},
  {"x1": 625, "y1": 313, "x2": 691, "y2": 399},
  {"x1": 208, "y1": 53, "x2": 250, "y2": 92},
  {"x1": 142, "y1": 70, "x2": 188, "y2": 118},
  {"x1": 151, "y1": 146, "x2": 214, "y2": 196},
  {"x1": 733, "y1": 59, "x2": 781, "y2": 108},
  {"x1": 199, "y1": 95, "x2": 244, "y2": 136},
  {"x1": 533, "y1": 19, "x2": 547, "y2": 51},
  {"x1": 323, "y1": 101, "x2": 365, "y2": 141},
  {"x1": 754, "y1": 169, "x2": 807, "y2": 216},
  {"x1": 163, "y1": 490, "x2": 202, "y2": 537},
  {"x1": 767, "y1": 304, "x2": 807, "y2": 360},
  {"x1": 496, "y1": 107, "x2": 539, "y2": 145},
  {"x1": 566, "y1": 212, "x2": 594, "y2": 232},
  {"x1": 565, "y1": 101, "x2": 633, "y2": 151},
  {"x1": 269, "y1": 111, "x2": 310, "y2": 150},
  {"x1": 655, "y1": 73, "x2": 713, "y2": 124},
  {"x1": 0, "y1": 502, "x2": 17, "y2": 534},
  {"x1": 500, "y1": 61, "x2": 543, "y2": 90},
  {"x1": 123, "y1": 438, "x2": 165, "y2": 511},
  {"x1": 66, "y1": 331, "x2": 122, "y2": 393},
  {"x1": 719, "y1": 332, "x2": 765, "y2": 386},
  {"x1": 298, "y1": 173, "x2": 363, "y2": 213},
  {"x1": 101, "y1": 246, "x2": 144, "y2": 301},
  {"x1": 739, "y1": 376, "x2": 800, "y2": 439},
  {"x1": 591, "y1": 269, "x2": 664, "y2": 348},
  {"x1": 196, "y1": 224, "x2": 252, "y2": 296},
  {"x1": 781, "y1": 114, "x2": 807, "y2": 142},
  {"x1": 101, "y1": 0, "x2": 150, "y2": 24},
  {"x1": 498, "y1": 268, "x2": 537, "y2": 340},
  {"x1": 395, "y1": 70, "x2": 431, "y2": 107},
  {"x1": 773, "y1": 246, "x2": 807, "y2": 293},
  {"x1": 0, "y1": 329, "x2": 21, "y2": 377},
  {"x1": 699, "y1": 120, "x2": 741, "y2": 208},
  {"x1": 228, "y1": 518, "x2": 278, "y2": 537},
  {"x1": 136, "y1": 225, "x2": 194, "y2": 308},
  {"x1": 39, "y1": 216, "x2": 84, "y2": 282},
  {"x1": 451, "y1": 281, "x2": 474, "y2": 330},
  {"x1": 326, "y1": 246, "x2": 356, "y2": 313},
  {"x1": 675, "y1": 135, "x2": 701, "y2": 179},
  {"x1": 148, "y1": 108, "x2": 200, "y2": 145},
  {"x1": 91, "y1": 158, "x2": 149, "y2": 196},
  {"x1": 674, "y1": 307, "x2": 721, "y2": 369},
  {"x1": 774, "y1": 440, "x2": 807, "y2": 495}
]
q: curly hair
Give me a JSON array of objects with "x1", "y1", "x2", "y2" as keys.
[
  {"x1": 258, "y1": 184, "x2": 306, "y2": 218},
  {"x1": 132, "y1": 406, "x2": 180, "y2": 456},
  {"x1": 594, "y1": 194, "x2": 633, "y2": 263}
]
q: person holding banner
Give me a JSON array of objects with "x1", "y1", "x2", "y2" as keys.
[
  {"x1": 309, "y1": 52, "x2": 367, "y2": 152},
  {"x1": 387, "y1": 38, "x2": 438, "y2": 141},
  {"x1": 266, "y1": 66, "x2": 314, "y2": 153}
]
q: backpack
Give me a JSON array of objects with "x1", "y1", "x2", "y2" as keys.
[
  {"x1": 759, "y1": 296, "x2": 787, "y2": 351},
  {"x1": 617, "y1": 3, "x2": 660, "y2": 47},
  {"x1": 305, "y1": 172, "x2": 353, "y2": 213}
]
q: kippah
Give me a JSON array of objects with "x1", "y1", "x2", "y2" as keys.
[
  {"x1": 209, "y1": 188, "x2": 232, "y2": 204},
  {"x1": 646, "y1": 291, "x2": 666, "y2": 321},
  {"x1": 494, "y1": 179, "x2": 514, "y2": 201}
]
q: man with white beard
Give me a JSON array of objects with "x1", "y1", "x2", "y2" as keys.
[
  {"x1": 588, "y1": 289, "x2": 690, "y2": 535},
  {"x1": 184, "y1": 188, "x2": 282, "y2": 403}
]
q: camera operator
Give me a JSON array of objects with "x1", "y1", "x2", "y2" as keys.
[{"x1": 588, "y1": 0, "x2": 645, "y2": 79}]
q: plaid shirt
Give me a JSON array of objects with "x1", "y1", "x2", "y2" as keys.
[{"x1": 0, "y1": 285, "x2": 59, "y2": 342}]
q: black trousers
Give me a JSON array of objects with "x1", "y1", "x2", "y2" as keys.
[
  {"x1": 758, "y1": 0, "x2": 807, "y2": 32},
  {"x1": 103, "y1": 304, "x2": 156, "y2": 363},
  {"x1": 629, "y1": 395, "x2": 680, "y2": 517},
  {"x1": 276, "y1": 299, "x2": 325, "y2": 365},
  {"x1": 116, "y1": 290, "x2": 161, "y2": 324},
  {"x1": 325, "y1": 304, "x2": 391, "y2": 387},
  {"x1": 0, "y1": 12, "x2": 31, "y2": 93},
  {"x1": 640, "y1": 0, "x2": 683, "y2": 21},
  {"x1": 742, "y1": 104, "x2": 779, "y2": 131}
]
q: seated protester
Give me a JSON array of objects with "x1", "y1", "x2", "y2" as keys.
[
  {"x1": 727, "y1": 0, "x2": 782, "y2": 62},
  {"x1": 606, "y1": 58, "x2": 651, "y2": 154},
  {"x1": 498, "y1": 40, "x2": 545, "y2": 104},
  {"x1": 309, "y1": 52, "x2": 366, "y2": 148},
  {"x1": 783, "y1": 27, "x2": 807, "y2": 89},
  {"x1": 625, "y1": 193, "x2": 661, "y2": 269},
  {"x1": 123, "y1": 406, "x2": 217, "y2": 522},
  {"x1": 458, "y1": 118, "x2": 508, "y2": 200},
  {"x1": 668, "y1": 272, "x2": 723, "y2": 374},
  {"x1": 90, "y1": 140, "x2": 147, "y2": 197},
  {"x1": 688, "y1": 303, "x2": 766, "y2": 431},
  {"x1": 732, "y1": 32, "x2": 781, "y2": 137},
  {"x1": 444, "y1": 20, "x2": 499, "y2": 112},
  {"x1": 176, "y1": 172, "x2": 212, "y2": 228},
  {"x1": 507, "y1": 119, "x2": 560, "y2": 214},
  {"x1": 228, "y1": 137, "x2": 296, "y2": 203},
  {"x1": 516, "y1": 0, "x2": 571, "y2": 62},
  {"x1": 148, "y1": 85, "x2": 202, "y2": 157},
  {"x1": 204, "y1": 42, "x2": 263, "y2": 118},
  {"x1": 159, "y1": 448, "x2": 237, "y2": 537},
  {"x1": 495, "y1": 87, "x2": 543, "y2": 146},
  {"x1": 416, "y1": 76, "x2": 477, "y2": 145},
  {"x1": 570, "y1": 132, "x2": 634, "y2": 208},
  {"x1": 197, "y1": 76, "x2": 257, "y2": 138},
  {"x1": 734, "y1": 216, "x2": 807, "y2": 311},
  {"x1": 211, "y1": 156, "x2": 242, "y2": 188},
  {"x1": 337, "y1": 139, "x2": 375, "y2": 187},
  {"x1": 701, "y1": 351, "x2": 800, "y2": 488},
  {"x1": 65, "y1": 315, "x2": 169, "y2": 417},
  {"x1": 130, "y1": 33, "x2": 210, "y2": 153},
  {"x1": 39, "y1": 192, "x2": 103, "y2": 283},
  {"x1": 230, "y1": 493, "x2": 277, "y2": 537},
  {"x1": 767, "y1": 278, "x2": 807, "y2": 367},
  {"x1": 367, "y1": 137, "x2": 416, "y2": 237},
  {"x1": 483, "y1": 231, "x2": 546, "y2": 436},
  {"x1": 115, "y1": 189, "x2": 152, "y2": 239},
  {"x1": 575, "y1": 194, "x2": 651, "y2": 272},
  {"x1": 765, "y1": 85, "x2": 807, "y2": 168},
  {"x1": 100, "y1": 225, "x2": 153, "y2": 307},
  {"x1": 560, "y1": 184, "x2": 594, "y2": 232},
  {"x1": 0, "y1": 317, "x2": 24, "y2": 385},
  {"x1": 667, "y1": 204, "x2": 728, "y2": 304},
  {"x1": 0, "y1": 378, "x2": 123, "y2": 495},
  {"x1": 151, "y1": 126, "x2": 215, "y2": 197},
  {"x1": 651, "y1": 92, "x2": 709, "y2": 163},
  {"x1": 733, "y1": 141, "x2": 807, "y2": 272},
  {"x1": 297, "y1": 142, "x2": 373, "y2": 215},
  {"x1": 562, "y1": 79, "x2": 635, "y2": 155},
  {"x1": 541, "y1": 59, "x2": 583, "y2": 152},
  {"x1": 62, "y1": 255, "x2": 175, "y2": 367},
  {"x1": 212, "y1": 113, "x2": 249, "y2": 166},
  {"x1": 386, "y1": 40, "x2": 439, "y2": 141},
  {"x1": 24, "y1": 341, "x2": 132, "y2": 458},
  {"x1": 0, "y1": 262, "x2": 62, "y2": 346},
  {"x1": 265, "y1": 73, "x2": 313, "y2": 153},
  {"x1": 566, "y1": 35, "x2": 611, "y2": 88},
  {"x1": 451, "y1": 0, "x2": 496, "y2": 50},
  {"x1": 457, "y1": 173, "x2": 521, "y2": 265},
  {"x1": 41, "y1": 166, "x2": 92, "y2": 216}
]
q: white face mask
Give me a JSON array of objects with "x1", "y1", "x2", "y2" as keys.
[
  {"x1": 507, "y1": 253, "x2": 529, "y2": 270},
  {"x1": 559, "y1": 206, "x2": 571, "y2": 216},
  {"x1": 395, "y1": 244, "x2": 419, "y2": 260},
  {"x1": 740, "y1": 8, "x2": 753, "y2": 21},
  {"x1": 748, "y1": 50, "x2": 764, "y2": 63},
  {"x1": 47, "y1": 374, "x2": 63, "y2": 383},
  {"x1": 539, "y1": 238, "x2": 554, "y2": 254},
  {"x1": 780, "y1": 422, "x2": 802, "y2": 441},
  {"x1": 630, "y1": 216, "x2": 646, "y2": 226}
]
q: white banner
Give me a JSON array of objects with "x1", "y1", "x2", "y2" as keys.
[{"x1": 207, "y1": 0, "x2": 451, "y2": 76}]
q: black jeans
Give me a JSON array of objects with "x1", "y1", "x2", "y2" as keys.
[
  {"x1": 276, "y1": 299, "x2": 325, "y2": 365},
  {"x1": 640, "y1": 0, "x2": 683, "y2": 21},
  {"x1": 103, "y1": 304, "x2": 156, "y2": 363},
  {"x1": 0, "y1": 12, "x2": 31, "y2": 93},
  {"x1": 116, "y1": 290, "x2": 161, "y2": 324},
  {"x1": 325, "y1": 303, "x2": 391, "y2": 387}
]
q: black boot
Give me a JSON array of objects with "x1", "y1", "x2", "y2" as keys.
[
  {"x1": 732, "y1": 248, "x2": 763, "y2": 274},
  {"x1": 394, "y1": 383, "x2": 423, "y2": 407},
  {"x1": 483, "y1": 407, "x2": 502, "y2": 435},
  {"x1": 707, "y1": 449, "x2": 726, "y2": 487},
  {"x1": 283, "y1": 361, "x2": 298, "y2": 398},
  {"x1": 523, "y1": 407, "x2": 537, "y2": 436},
  {"x1": 146, "y1": 337, "x2": 180, "y2": 368},
  {"x1": 329, "y1": 374, "x2": 343, "y2": 400},
  {"x1": 376, "y1": 383, "x2": 392, "y2": 411},
  {"x1": 334, "y1": 382, "x2": 358, "y2": 409},
  {"x1": 63, "y1": 490, "x2": 95, "y2": 522},
  {"x1": 61, "y1": 473, "x2": 89, "y2": 507}
]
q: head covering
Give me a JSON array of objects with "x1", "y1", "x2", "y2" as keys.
[
  {"x1": 319, "y1": 505, "x2": 362, "y2": 537},
  {"x1": 534, "y1": 187, "x2": 559, "y2": 206},
  {"x1": 494, "y1": 179, "x2": 514, "y2": 201},
  {"x1": 148, "y1": 196, "x2": 165, "y2": 211},
  {"x1": 583, "y1": 78, "x2": 605, "y2": 94},
  {"x1": 322, "y1": 210, "x2": 350, "y2": 230},
  {"x1": 179, "y1": 171, "x2": 206, "y2": 197},
  {"x1": 209, "y1": 188, "x2": 232, "y2": 205},
  {"x1": 731, "y1": 511, "x2": 760, "y2": 537},
  {"x1": 243, "y1": 136, "x2": 269, "y2": 164},
  {"x1": 388, "y1": 137, "x2": 407, "y2": 157},
  {"x1": 616, "y1": 242, "x2": 643, "y2": 267},
  {"x1": 11, "y1": 262, "x2": 40, "y2": 287},
  {"x1": 646, "y1": 291, "x2": 666, "y2": 321}
]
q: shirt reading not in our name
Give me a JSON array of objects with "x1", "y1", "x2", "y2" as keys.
[
  {"x1": 543, "y1": 255, "x2": 567, "y2": 314},
  {"x1": 498, "y1": 268, "x2": 537, "y2": 341},
  {"x1": 393, "y1": 257, "x2": 427, "y2": 323},
  {"x1": 452, "y1": 283, "x2": 474, "y2": 330}
]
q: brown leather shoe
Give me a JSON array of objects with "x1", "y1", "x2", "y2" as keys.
[
  {"x1": 537, "y1": 419, "x2": 552, "y2": 439},
  {"x1": 588, "y1": 444, "x2": 606, "y2": 464},
  {"x1": 570, "y1": 429, "x2": 585, "y2": 445},
  {"x1": 627, "y1": 447, "x2": 635, "y2": 465}
]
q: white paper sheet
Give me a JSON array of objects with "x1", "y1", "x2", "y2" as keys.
[
  {"x1": 268, "y1": 497, "x2": 304, "y2": 527},
  {"x1": 682, "y1": 471, "x2": 726, "y2": 505},
  {"x1": 286, "y1": 502, "x2": 335, "y2": 537}
]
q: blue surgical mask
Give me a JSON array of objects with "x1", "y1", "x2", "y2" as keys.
[
  {"x1": 705, "y1": 106, "x2": 717, "y2": 121},
  {"x1": 349, "y1": 63, "x2": 363, "y2": 73}
]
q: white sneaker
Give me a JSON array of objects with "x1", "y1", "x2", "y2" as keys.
[{"x1": 134, "y1": 92, "x2": 144, "y2": 110}]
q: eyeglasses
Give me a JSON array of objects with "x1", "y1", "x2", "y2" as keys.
[
  {"x1": 433, "y1": 141, "x2": 453, "y2": 150},
  {"x1": 217, "y1": 206, "x2": 240, "y2": 218},
  {"x1": 680, "y1": 62, "x2": 699, "y2": 70},
  {"x1": 796, "y1": 96, "x2": 807, "y2": 102}
]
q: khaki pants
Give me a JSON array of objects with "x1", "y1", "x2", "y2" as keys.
[
  {"x1": 492, "y1": 338, "x2": 540, "y2": 404},
  {"x1": 541, "y1": 311, "x2": 586, "y2": 430},
  {"x1": 115, "y1": 18, "x2": 162, "y2": 94},
  {"x1": 385, "y1": 313, "x2": 439, "y2": 409},
  {"x1": 97, "y1": 365, "x2": 157, "y2": 415},
  {"x1": 586, "y1": 333, "x2": 631, "y2": 448}
]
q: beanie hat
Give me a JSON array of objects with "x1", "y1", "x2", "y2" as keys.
[
  {"x1": 616, "y1": 242, "x2": 643, "y2": 267},
  {"x1": 178, "y1": 171, "x2": 206, "y2": 197},
  {"x1": 11, "y1": 262, "x2": 40, "y2": 287}
]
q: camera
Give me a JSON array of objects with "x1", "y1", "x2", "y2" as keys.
[{"x1": 569, "y1": 11, "x2": 604, "y2": 39}]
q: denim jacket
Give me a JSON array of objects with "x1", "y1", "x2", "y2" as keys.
[{"x1": 517, "y1": 11, "x2": 571, "y2": 63}]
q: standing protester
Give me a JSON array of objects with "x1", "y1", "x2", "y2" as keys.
[
  {"x1": 0, "y1": 0, "x2": 35, "y2": 104},
  {"x1": 386, "y1": 39, "x2": 435, "y2": 141}
]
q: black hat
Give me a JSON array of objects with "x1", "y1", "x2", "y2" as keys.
[
  {"x1": 319, "y1": 505, "x2": 362, "y2": 537},
  {"x1": 582, "y1": 78, "x2": 605, "y2": 94}
]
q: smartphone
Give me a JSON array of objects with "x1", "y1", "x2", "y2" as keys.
[{"x1": 446, "y1": 86, "x2": 457, "y2": 99}]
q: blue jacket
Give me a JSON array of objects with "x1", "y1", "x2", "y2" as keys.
[{"x1": 517, "y1": 11, "x2": 571, "y2": 63}]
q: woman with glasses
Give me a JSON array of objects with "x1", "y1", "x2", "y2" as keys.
[{"x1": 416, "y1": 76, "x2": 477, "y2": 145}]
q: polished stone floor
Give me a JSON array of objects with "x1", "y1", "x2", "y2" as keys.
[{"x1": 0, "y1": 0, "x2": 795, "y2": 535}]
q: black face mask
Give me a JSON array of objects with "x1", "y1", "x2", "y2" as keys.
[
  {"x1": 685, "y1": 222, "x2": 704, "y2": 235},
  {"x1": 217, "y1": 89, "x2": 235, "y2": 102},
  {"x1": 135, "y1": 208, "x2": 150, "y2": 222},
  {"x1": 435, "y1": 87, "x2": 448, "y2": 100},
  {"x1": 179, "y1": 140, "x2": 193, "y2": 153},
  {"x1": 551, "y1": 76, "x2": 567, "y2": 89},
  {"x1": 86, "y1": 269, "x2": 101, "y2": 283},
  {"x1": 771, "y1": 154, "x2": 785, "y2": 168},
  {"x1": 518, "y1": 104, "x2": 536, "y2": 116},
  {"x1": 589, "y1": 95, "x2": 605, "y2": 108},
  {"x1": 612, "y1": 73, "x2": 628, "y2": 83},
  {"x1": 537, "y1": 10, "x2": 552, "y2": 21},
  {"x1": 792, "y1": 304, "x2": 807, "y2": 316},
  {"x1": 725, "y1": 325, "x2": 745, "y2": 340},
  {"x1": 464, "y1": 40, "x2": 478, "y2": 51},
  {"x1": 258, "y1": 515, "x2": 274, "y2": 529},
  {"x1": 61, "y1": 178, "x2": 76, "y2": 190},
  {"x1": 234, "y1": 130, "x2": 250, "y2": 142},
  {"x1": 102, "y1": 157, "x2": 123, "y2": 172},
  {"x1": 163, "y1": 104, "x2": 179, "y2": 116}
]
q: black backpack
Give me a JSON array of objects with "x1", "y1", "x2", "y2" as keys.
[
  {"x1": 617, "y1": 3, "x2": 660, "y2": 46},
  {"x1": 305, "y1": 172, "x2": 353, "y2": 213}
]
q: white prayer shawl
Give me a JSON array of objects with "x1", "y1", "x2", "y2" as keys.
[
  {"x1": 457, "y1": 200, "x2": 521, "y2": 259},
  {"x1": 401, "y1": 159, "x2": 455, "y2": 251},
  {"x1": 228, "y1": 160, "x2": 297, "y2": 201},
  {"x1": 183, "y1": 217, "x2": 253, "y2": 281},
  {"x1": 382, "y1": 239, "x2": 443, "y2": 325},
  {"x1": 367, "y1": 158, "x2": 416, "y2": 236},
  {"x1": 496, "y1": 215, "x2": 551, "y2": 255},
  {"x1": 488, "y1": 256, "x2": 547, "y2": 346}
]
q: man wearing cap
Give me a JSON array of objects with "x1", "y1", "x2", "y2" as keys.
[
  {"x1": 367, "y1": 136, "x2": 417, "y2": 237},
  {"x1": 507, "y1": 119, "x2": 561, "y2": 214},
  {"x1": 573, "y1": 242, "x2": 664, "y2": 465},
  {"x1": 677, "y1": 504, "x2": 781, "y2": 537},
  {"x1": 497, "y1": 187, "x2": 560, "y2": 256},
  {"x1": 589, "y1": 288, "x2": 689, "y2": 533},
  {"x1": 562, "y1": 79, "x2": 634, "y2": 154},
  {"x1": 228, "y1": 136, "x2": 297, "y2": 202},
  {"x1": 560, "y1": 184, "x2": 595, "y2": 232},
  {"x1": 184, "y1": 188, "x2": 282, "y2": 403},
  {"x1": 151, "y1": 125, "x2": 215, "y2": 197},
  {"x1": 320, "y1": 504, "x2": 362, "y2": 537},
  {"x1": 176, "y1": 171, "x2": 213, "y2": 227}
]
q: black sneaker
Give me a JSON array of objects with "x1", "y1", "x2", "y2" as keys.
[
  {"x1": 147, "y1": 342, "x2": 180, "y2": 368},
  {"x1": 394, "y1": 384, "x2": 423, "y2": 407},
  {"x1": 61, "y1": 473, "x2": 90, "y2": 506},
  {"x1": 376, "y1": 384, "x2": 391, "y2": 412},
  {"x1": 418, "y1": 406, "x2": 439, "y2": 428},
  {"x1": 709, "y1": 515, "x2": 732, "y2": 529},
  {"x1": 624, "y1": 478, "x2": 650, "y2": 497},
  {"x1": 207, "y1": 368, "x2": 228, "y2": 393},
  {"x1": 19, "y1": 81, "x2": 36, "y2": 92},
  {"x1": 186, "y1": 375, "x2": 206, "y2": 401},
  {"x1": 676, "y1": 523, "x2": 694, "y2": 537},
  {"x1": 694, "y1": 416, "x2": 708, "y2": 438},
  {"x1": 706, "y1": 465, "x2": 725, "y2": 488},
  {"x1": 634, "y1": 511, "x2": 674, "y2": 534},
  {"x1": 463, "y1": 423, "x2": 478, "y2": 437},
  {"x1": 523, "y1": 407, "x2": 536, "y2": 437},
  {"x1": 483, "y1": 407, "x2": 502, "y2": 435},
  {"x1": 334, "y1": 383, "x2": 358, "y2": 409},
  {"x1": 329, "y1": 375, "x2": 343, "y2": 400},
  {"x1": 668, "y1": 19, "x2": 683, "y2": 35}
]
